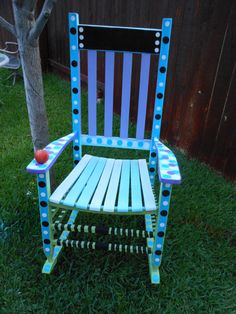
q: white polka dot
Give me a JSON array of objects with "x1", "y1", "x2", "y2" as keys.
[
  {"x1": 155, "y1": 125, "x2": 160, "y2": 129},
  {"x1": 43, "y1": 230, "x2": 48, "y2": 235},
  {"x1": 71, "y1": 45, "x2": 76, "y2": 50},
  {"x1": 45, "y1": 248, "x2": 50, "y2": 252},
  {"x1": 74, "y1": 119, "x2": 78, "y2": 124},
  {"x1": 156, "y1": 244, "x2": 162, "y2": 248},
  {"x1": 150, "y1": 175, "x2": 154, "y2": 179},
  {"x1": 159, "y1": 82, "x2": 164, "y2": 87},
  {"x1": 153, "y1": 146, "x2": 156, "y2": 149},
  {"x1": 71, "y1": 16, "x2": 75, "y2": 21},
  {"x1": 74, "y1": 100, "x2": 78, "y2": 105},
  {"x1": 155, "y1": 32, "x2": 160, "y2": 37},
  {"x1": 79, "y1": 43, "x2": 84, "y2": 48},
  {"x1": 155, "y1": 258, "x2": 160, "y2": 262},
  {"x1": 154, "y1": 48, "x2": 159, "y2": 53},
  {"x1": 72, "y1": 77, "x2": 77, "y2": 82},
  {"x1": 79, "y1": 27, "x2": 84, "y2": 32},
  {"x1": 151, "y1": 161, "x2": 155, "y2": 165},
  {"x1": 42, "y1": 213, "x2": 47, "y2": 218},
  {"x1": 165, "y1": 21, "x2": 170, "y2": 27},
  {"x1": 160, "y1": 223, "x2": 165, "y2": 227},
  {"x1": 75, "y1": 154, "x2": 79, "y2": 158},
  {"x1": 40, "y1": 192, "x2": 46, "y2": 197},
  {"x1": 75, "y1": 139, "x2": 78, "y2": 143},
  {"x1": 163, "y1": 201, "x2": 168, "y2": 206},
  {"x1": 79, "y1": 35, "x2": 84, "y2": 40},
  {"x1": 155, "y1": 40, "x2": 160, "y2": 45},
  {"x1": 165, "y1": 184, "x2": 171, "y2": 188},
  {"x1": 39, "y1": 174, "x2": 44, "y2": 179},
  {"x1": 156, "y1": 106, "x2": 161, "y2": 111},
  {"x1": 161, "y1": 55, "x2": 166, "y2": 60}
]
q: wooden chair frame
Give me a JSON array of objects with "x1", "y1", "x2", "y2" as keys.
[{"x1": 27, "y1": 13, "x2": 181, "y2": 284}]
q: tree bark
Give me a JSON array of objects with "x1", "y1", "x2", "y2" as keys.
[{"x1": 12, "y1": 1, "x2": 49, "y2": 150}]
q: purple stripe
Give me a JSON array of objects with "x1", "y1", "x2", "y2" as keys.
[
  {"x1": 120, "y1": 53, "x2": 133, "y2": 138},
  {"x1": 88, "y1": 50, "x2": 97, "y2": 136},
  {"x1": 104, "y1": 51, "x2": 115, "y2": 137},
  {"x1": 136, "y1": 54, "x2": 151, "y2": 139}
]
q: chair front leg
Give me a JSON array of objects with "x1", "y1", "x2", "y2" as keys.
[
  {"x1": 37, "y1": 171, "x2": 54, "y2": 262},
  {"x1": 152, "y1": 182, "x2": 172, "y2": 267}
]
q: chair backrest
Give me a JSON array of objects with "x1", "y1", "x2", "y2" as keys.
[{"x1": 68, "y1": 13, "x2": 172, "y2": 170}]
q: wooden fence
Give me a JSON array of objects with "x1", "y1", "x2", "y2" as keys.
[{"x1": 0, "y1": 0, "x2": 235, "y2": 181}]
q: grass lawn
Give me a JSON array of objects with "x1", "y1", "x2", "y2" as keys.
[{"x1": 0, "y1": 72, "x2": 236, "y2": 313}]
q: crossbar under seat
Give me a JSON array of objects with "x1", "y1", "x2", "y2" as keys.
[{"x1": 49, "y1": 154, "x2": 157, "y2": 214}]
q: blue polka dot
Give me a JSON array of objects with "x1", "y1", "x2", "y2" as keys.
[
  {"x1": 161, "y1": 165, "x2": 169, "y2": 169},
  {"x1": 107, "y1": 139, "x2": 112, "y2": 145},
  {"x1": 87, "y1": 137, "x2": 92, "y2": 144},
  {"x1": 117, "y1": 140, "x2": 123, "y2": 146},
  {"x1": 138, "y1": 142, "x2": 144, "y2": 147},
  {"x1": 127, "y1": 141, "x2": 133, "y2": 147},
  {"x1": 163, "y1": 174, "x2": 171, "y2": 178},
  {"x1": 97, "y1": 138, "x2": 102, "y2": 144}
]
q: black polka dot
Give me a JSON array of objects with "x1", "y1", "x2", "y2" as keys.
[
  {"x1": 74, "y1": 160, "x2": 79, "y2": 165},
  {"x1": 155, "y1": 250, "x2": 162, "y2": 255},
  {"x1": 158, "y1": 231, "x2": 164, "y2": 237},
  {"x1": 160, "y1": 67, "x2": 166, "y2": 73},
  {"x1": 44, "y1": 239, "x2": 50, "y2": 244},
  {"x1": 149, "y1": 168, "x2": 155, "y2": 172},
  {"x1": 162, "y1": 190, "x2": 170, "y2": 197},
  {"x1": 72, "y1": 88, "x2": 78, "y2": 94},
  {"x1": 70, "y1": 27, "x2": 76, "y2": 34},
  {"x1": 38, "y1": 181, "x2": 46, "y2": 188},
  {"x1": 157, "y1": 93, "x2": 163, "y2": 99},
  {"x1": 73, "y1": 109, "x2": 79, "y2": 114},
  {"x1": 155, "y1": 114, "x2": 161, "y2": 120},
  {"x1": 151, "y1": 152, "x2": 156, "y2": 158},
  {"x1": 161, "y1": 210, "x2": 168, "y2": 216},
  {"x1": 71, "y1": 60, "x2": 78, "y2": 67},
  {"x1": 40, "y1": 201, "x2": 47, "y2": 207},
  {"x1": 74, "y1": 145, "x2": 79, "y2": 151},
  {"x1": 163, "y1": 36, "x2": 169, "y2": 44},
  {"x1": 42, "y1": 221, "x2": 49, "y2": 227}
]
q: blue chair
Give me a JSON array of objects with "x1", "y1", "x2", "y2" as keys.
[{"x1": 27, "y1": 13, "x2": 181, "y2": 284}]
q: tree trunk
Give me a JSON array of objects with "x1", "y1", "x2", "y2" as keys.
[{"x1": 12, "y1": 2, "x2": 49, "y2": 151}]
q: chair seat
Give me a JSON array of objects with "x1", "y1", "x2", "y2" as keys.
[{"x1": 49, "y1": 154, "x2": 157, "y2": 214}]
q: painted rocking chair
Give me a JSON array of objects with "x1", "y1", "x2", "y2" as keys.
[{"x1": 26, "y1": 13, "x2": 181, "y2": 284}]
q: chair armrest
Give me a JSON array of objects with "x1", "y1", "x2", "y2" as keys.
[
  {"x1": 26, "y1": 132, "x2": 77, "y2": 174},
  {"x1": 154, "y1": 139, "x2": 181, "y2": 185}
]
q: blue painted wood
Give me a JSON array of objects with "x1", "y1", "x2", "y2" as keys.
[
  {"x1": 104, "y1": 51, "x2": 115, "y2": 137},
  {"x1": 152, "y1": 183, "x2": 172, "y2": 267},
  {"x1": 69, "y1": 13, "x2": 82, "y2": 163},
  {"x1": 37, "y1": 172, "x2": 53, "y2": 259},
  {"x1": 130, "y1": 160, "x2": 143, "y2": 211},
  {"x1": 103, "y1": 160, "x2": 122, "y2": 212},
  {"x1": 76, "y1": 158, "x2": 106, "y2": 209},
  {"x1": 81, "y1": 134, "x2": 151, "y2": 150},
  {"x1": 136, "y1": 53, "x2": 151, "y2": 139},
  {"x1": 138, "y1": 159, "x2": 156, "y2": 210},
  {"x1": 89, "y1": 158, "x2": 115, "y2": 211},
  {"x1": 117, "y1": 160, "x2": 130, "y2": 212},
  {"x1": 149, "y1": 19, "x2": 172, "y2": 185},
  {"x1": 88, "y1": 50, "x2": 97, "y2": 136},
  {"x1": 50, "y1": 154, "x2": 92, "y2": 204},
  {"x1": 62, "y1": 156, "x2": 99, "y2": 207},
  {"x1": 120, "y1": 53, "x2": 133, "y2": 138}
]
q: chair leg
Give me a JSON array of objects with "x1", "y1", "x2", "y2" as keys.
[
  {"x1": 152, "y1": 183, "x2": 172, "y2": 268},
  {"x1": 37, "y1": 172, "x2": 54, "y2": 264}
]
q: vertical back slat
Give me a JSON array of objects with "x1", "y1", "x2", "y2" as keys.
[
  {"x1": 120, "y1": 53, "x2": 133, "y2": 138},
  {"x1": 136, "y1": 53, "x2": 151, "y2": 139},
  {"x1": 88, "y1": 50, "x2": 97, "y2": 135},
  {"x1": 104, "y1": 51, "x2": 115, "y2": 137}
]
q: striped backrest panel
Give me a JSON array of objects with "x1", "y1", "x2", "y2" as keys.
[{"x1": 69, "y1": 13, "x2": 172, "y2": 158}]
